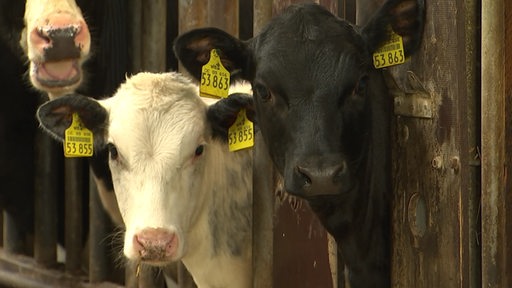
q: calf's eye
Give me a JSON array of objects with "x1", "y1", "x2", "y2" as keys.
[
  {"x1": 355, "y1": 75, "x2": 369, "y2": 96},
  {"x1": 194, "y1": 145, "x2": 204, "y2": 156},
  {"x1": 254, "y1": 83, "x2": 271, "y2": 102},
  {"x1": 107, "y1": 143, "x2": 119, "y2": 160}
]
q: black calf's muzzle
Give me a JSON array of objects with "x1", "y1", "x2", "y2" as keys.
[{"x1": 285, "y1": 155, "x2": 349, "y2": 198}]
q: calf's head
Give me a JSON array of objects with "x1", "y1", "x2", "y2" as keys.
[
  {"x1": 22, "y1": 0, "x2": 90, "y2": 99},
  {"x1": 37, "y1": 72, "x2": 253, "y2": 265},
  {"x1": 175, "y1": 0, "x2": 424, "y2": 199}
]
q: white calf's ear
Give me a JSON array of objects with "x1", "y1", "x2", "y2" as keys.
[
  {"x1": 36, "y1": 94, "x2": 108, "y2": 143},
  {"x1": 206, "y1": 93, "x2": 254, "y2": 141}
]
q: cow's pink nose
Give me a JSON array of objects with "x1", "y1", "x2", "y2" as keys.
[
  {"x1": 133, "y1": 228, "x2": 178, "y2": 261},
  {"x1": 30, "y1": 13, "x2": 90, "y2": 60}
]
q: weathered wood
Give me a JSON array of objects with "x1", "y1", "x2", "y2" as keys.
[
  {"x1": 253, "y1": 0, "x2": 272, "y2": 34},
  {"x1": 178, "y1": 0, "x2": 209, "y2": 33},
  {"x1": 0, "y1": 249, "x2": 123, "y2": 288},
  {"x1": 386, "y1": 0, "x2": 478, "y2": 287},
  {"x1": 462, "y1": 0, "x2": 481, "y2": 287},
  {"x1": 481, "y1": 0, "x2": 506, "y2": 287},
  {"x1": 252, "y1": 134, "x2": 274, "y2": 288},
  {"x1": 505, "y1": 2, "x2": 512, "y2": 287},
  {"x1": 141, "y1": 0, "x2": 167, "y2": 72},
  {"x1": 208, "y1": 0, "x2": 238, "y2": 36}
]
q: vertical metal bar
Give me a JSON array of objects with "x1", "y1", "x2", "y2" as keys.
[
  {"x1": 139, "y1": 267, "x2": 165, "y2": 287},
  {"x1": 88, "y1": 171, "x2": 109, "y2": 283},
  {"x1": 34, "y1": 131, "x2": 58, "y2": 267},
  {"x1": 64, "y1": 158, "x2": 84, "y2": 274},
  {"x1": 125, "y1": 263, "x2": 138, "y2": 288},
  {"x1": 141, "y1": 0, "x2": 167, "y2": 72},
  {"x1": 2, "y1": 212, "x2": 24, "y2": 254},
  {"x1": 481, "y1": 0, "x2": 506, "y2": 287},
  {"x1": 129, "y1": 0, "x2": 142, "y2": 73},
  {"x1": 239, "y1": 0, "x2": 254, "y2": 40}
]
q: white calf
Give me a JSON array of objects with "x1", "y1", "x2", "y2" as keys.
[{"x1": 37, "y1": 72, "x2": 253, "y2": 288}]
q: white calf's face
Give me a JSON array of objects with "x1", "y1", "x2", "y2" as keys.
[
  {"x1": 22, "y1": 0, "x2": 90, "y2": 98},
  {"x1": 101, "y1": 73, "x2": 209, "y2": 264}
]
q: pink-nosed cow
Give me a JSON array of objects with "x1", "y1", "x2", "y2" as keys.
[
  {"x1": 37, "y1": 72, "x2": 254, "y2": 288},
  {"x1": 21, "y1": 0, "x2": 91, "y2": 99}
]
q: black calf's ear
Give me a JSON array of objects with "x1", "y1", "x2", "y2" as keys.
[
  {"x1": 173, "y1": 28, "x2": 252, "y2": 81},
  {"x1": 36, "y1": 94, "x2": 108, "y2": 144},
  {"x1": 207, "y1": 93, "x2": 255, "y2": 141},
  {"x1": 362, "y1": 0, "x2": 425, "y2": 56}
]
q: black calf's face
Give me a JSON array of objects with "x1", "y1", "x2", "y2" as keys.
[
  {"x1": 175, "y1": 1, "x2": 424, "y2": 198},
  {"x1": 249, "y1": 9, "x2": 372, "y2": 197}
]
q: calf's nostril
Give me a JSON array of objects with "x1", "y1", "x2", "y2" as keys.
[
  {"x1": 296, "y1": 166, "x2": 312, "y2": 188},
  {"x1": 333, "y1": 162, "x2": 347, "y2": 182}
]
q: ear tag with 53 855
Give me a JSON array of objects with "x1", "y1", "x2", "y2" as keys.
[
  {"x1": 64, "y1": 113, "x2": 94, "y2": 157},
  {"x1": 200, "y1": 49, "x2": 254, "y2": 151}
]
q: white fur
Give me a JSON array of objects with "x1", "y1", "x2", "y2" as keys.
[{"x1": 99, "y1": 72, "x2": 253, "y2": 288}]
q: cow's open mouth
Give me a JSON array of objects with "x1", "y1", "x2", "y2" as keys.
[{"x1": 33, "y1": 60, "x2": 81, "y2": 88}]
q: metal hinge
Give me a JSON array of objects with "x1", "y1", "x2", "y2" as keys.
[{"x1": 385, "y1": 71, "x2": 433, "y2": 119}]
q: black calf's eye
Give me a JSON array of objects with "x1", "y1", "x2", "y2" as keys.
[
  {"x1": 355, "y1": 75, "x2": 369, "y2": 96},
  {"x1": 254, "y1": 83, "x2": 271, "y2": 102},
  {"x1": 107, "y1": 143, "x2": 119, "y2": 160},
  {"x1": 194, "y1": 145, "x2": 204, "y2": 156}
]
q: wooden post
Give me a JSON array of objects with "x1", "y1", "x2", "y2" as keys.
[{"x1": 481, "y1": 0, "x2": 506, "y2": 287}]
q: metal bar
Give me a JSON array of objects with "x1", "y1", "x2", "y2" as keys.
[
  {"x1": 34, "y1": 131, "x2": 58, "y2": 267},
  {"x1": 64, "y1": 158, "x2": 84, "y2": 274},
  {"x1": 481, "y1": 0, "x2": 506, "y2": 287},
  {"x1": 2, "y1": 212, "x2": 24, "y2": 255},
  {"x1": 128, "y1": 0, "x2": 142, "y2": 73},
  {"x1": 88, "y1": 171, "x2": 109, "y2": 283}
]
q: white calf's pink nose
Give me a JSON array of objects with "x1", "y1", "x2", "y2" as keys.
[
  {"x1": 30, "y1": 12, "x2": 90, "y2": 59},
  {"x1": 133, "y1": 228, "x2": 178, "y2": 262}
]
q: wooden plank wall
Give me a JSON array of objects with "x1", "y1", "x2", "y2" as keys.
[
  {"x1": 354, "y1": 0, "x2": 480, "y2": 287},
  {"x1": 482, "y1": 0, "x2": 511, "y2": 287}
]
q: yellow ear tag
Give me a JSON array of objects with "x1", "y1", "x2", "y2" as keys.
[
  {"x1": 228, "y1": 109, "x2": 254, "y2": 151},
  {"x1": 200, "y1": 49, "x2": 230, "y2": 99},
  {"x1": 63, "y1": 113, "x2": 94, "y2": 158},
  {"x1": 373, "y1": 29, "x2": 406, "y2": 69}
]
